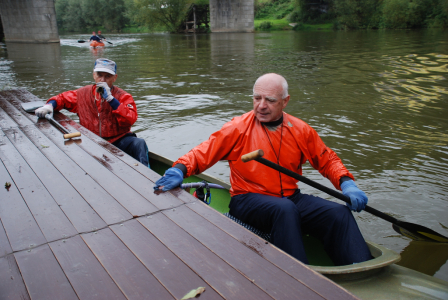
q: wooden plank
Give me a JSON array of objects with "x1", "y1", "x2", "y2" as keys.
[
  {"x1": 0, "y1": 220, "x2": 13, "y2": 257},
  {"x1": 138, "y1": 213, "x2": 273, "y2": 300},
  {"x1": 60, "y1": 120, "x2": 185, "y2": 211},
  {"x1": 65, "y1": 118, "x2": 162, "y2": 183},
  {"x1": 5, "y1": 126, "x2": 107, "y2": 233},
  {"x1": 110, "y1": 219, "x2": 224, "y2": 300},
  {"x1": 35, "y1": 120, "x2": 160, "y2": 218},
  {"x1": 50, "y1": 235, "x2": 126, "y2": 300},
  {"x1": 81, "y1": 227, "x2": 175, "y2": 300},
  {"x1": 188, "y1": 202, "x2": 358, "y2": 300},
  {"x1": 164, "y1": 205, "x2": 325, "y2": 300},
  {"x1": 21, "y1": 122, "x2": 133, "y2": 226},
  {"x1": 0, "y1": 128, "x2": 78, "y2": 243},
  {"x1": 0, "y1": 94, "x2": 35, "y2": 128},
  {"x1": 0, "y1": 133, "x2": 47, "y2": 252},
  {"x1": 0, "y1": 254, "x2": 30, "y2": 300},
  {"x1": 0, "y1": 106, "x2": 18, "y2": 129},
  {"x1": 14, "y1": 244, "x2": 78, "y2": 300}
]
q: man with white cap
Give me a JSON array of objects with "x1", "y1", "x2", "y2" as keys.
[{"x1": 35, "y1": 58, "x2": 150, "y2": 167}]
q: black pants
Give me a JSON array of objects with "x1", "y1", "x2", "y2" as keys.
[
  {"x1": 112, "y1": 133, "x2": 150, "y2": 168},
  {"x1": 229, "y1": 191, "x2": 372, "y2": 265}
]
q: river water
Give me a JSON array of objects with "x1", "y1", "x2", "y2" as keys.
[{"x1": 1, "y1": 29, "x2": 448, "y2": 281}]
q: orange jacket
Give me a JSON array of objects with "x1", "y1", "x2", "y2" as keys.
[
  {"x1": 47, "y1": 85, "x2": 137, "y2": 143},
  {"x1": 174, "y1": 111, "x2": 354, "y2": 197}
]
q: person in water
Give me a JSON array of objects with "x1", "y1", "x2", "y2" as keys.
[
  {"x1": 154, "y1": 73, "x2": 372, "y2": 266},
  {"x1": 35, "y1": 58, "x2": 150, "y2": 167},
  {"x1": 89, "y1": 31, "x2": 101, "y2": 43}
]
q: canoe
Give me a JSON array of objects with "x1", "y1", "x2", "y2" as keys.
[
  {"x1": 90, "y1": 40, "x2": 105, "y2": 48},
  {"x1": 148, "y1": 151, "x2": 448, "y2": 300}
]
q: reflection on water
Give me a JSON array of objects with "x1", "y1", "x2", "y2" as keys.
[
  {"x1": 397, "y1": 241, "x2": 448, "y2": 281},
  {"x1": 1, "y1": 30, "x2": 448, "y2": 281},
  {"x1": 2, "y1": 43, "x2": 64, "y2": 95}
]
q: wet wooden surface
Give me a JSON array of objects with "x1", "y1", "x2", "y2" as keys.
[{"x1": 0, "y1": 89, "x2": 358, "y2": 300}]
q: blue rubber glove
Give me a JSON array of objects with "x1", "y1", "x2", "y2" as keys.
[
  {"x1": 341, "y1": 180, "x2": 368, "y2": 212},
  {"x1": 96, "y1": 82, "x2": 114, "y2": 102},
  {"x1": 154, "y1": 167, "x2": 184, "y2": 191}
]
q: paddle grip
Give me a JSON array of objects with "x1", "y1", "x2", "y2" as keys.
[
  {"x1": 63, "y1": 132, "x2": 81, "y2": 139},
  {"x1": 241, "y1": 149, "x2": 264, "y2": 163},
  {"x1": 96, "y1": 86, "x2": 104, "y2": 94}
]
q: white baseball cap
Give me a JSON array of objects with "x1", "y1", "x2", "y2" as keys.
[{"x1": 93, "y1": 58, "x2": 117, "y2": 75}]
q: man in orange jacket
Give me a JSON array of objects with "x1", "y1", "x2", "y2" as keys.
[
  {"x1": 35, "y1": 58, "x2": 149, "y2": 167},
  {"x1": 155, "y1": 73, "x2": 372, "y2": 265}
]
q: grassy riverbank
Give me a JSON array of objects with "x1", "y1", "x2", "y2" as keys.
[{"x1": 254, "y1": 20, "x2": 333, "y2": 31}]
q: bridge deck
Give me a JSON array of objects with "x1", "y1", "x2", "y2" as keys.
[{"x1": 0, "y1": 89, "x2": 357, "y2": 300}]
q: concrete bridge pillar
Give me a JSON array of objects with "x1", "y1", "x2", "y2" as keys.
[
  {"x1": 0, "y1": 0, "x2": 59, "y2": 43},
  {"x1": 210, "y1": 0, "x2": 254, "y2": 33}
]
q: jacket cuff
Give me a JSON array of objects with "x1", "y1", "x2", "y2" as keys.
[
  {"x1": 108, "y1": 98, "x2": 120, "y2": 110},
  {"x1": 339, "y1": 176, "x2": 352, "y2": 185},
  {"x1": 173, "y1": 163, "x2": 187, "y2": 177},
  {"x1": 48, "y1": 100, "x2": 57, "y2": 109}
]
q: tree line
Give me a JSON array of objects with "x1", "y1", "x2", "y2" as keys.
[
  {"x1": 55, "y1": 0, "x2": 448, "y2": 33},
  {"x1": 287, "y1": 0, "x2": 448, "y2": 29},
  {"x1": 55, "y1": 0, "x2": 208, "y2": 33}
]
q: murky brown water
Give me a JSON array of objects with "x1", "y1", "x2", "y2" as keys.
[{"x1": 1, "y1": 29, "x2": 448, "y2": 281}]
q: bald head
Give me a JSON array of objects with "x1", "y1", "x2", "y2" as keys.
[
  {"x1": 253, "y1": 73, "x2": 289, "y2": 99},
  {"x1": 252, "y1": 73, "x2": 290, "y2": 123}
]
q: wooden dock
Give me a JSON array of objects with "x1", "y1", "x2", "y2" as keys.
[{"x1": 0, "y1": 89, "x2": 358, "y2": 300}]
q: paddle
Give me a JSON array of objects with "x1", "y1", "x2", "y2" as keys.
[
  {"x1": 78, "y1": 39, "x2": 113, "y2": 44},
  {"x1": 21, "y1": 101, "x2": 81, "y2": 140},
  {"x1": 241, "y1": 149, "x2": 448, "y2": 243}
]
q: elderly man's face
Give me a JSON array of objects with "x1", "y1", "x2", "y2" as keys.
[
  {"x1": 253, "y1": 76, "x2": 289, "y2": 123},
  {"x1": 93, "y1": 71, "x2": 117, "y2": 88}
]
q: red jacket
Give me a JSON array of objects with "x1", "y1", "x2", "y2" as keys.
[
  {"x1": 174, "y1": 111, "x2": 354, "y2": 197},
  {"x1": 47, "y1": 85, "x2": 137, "y2": 143}
]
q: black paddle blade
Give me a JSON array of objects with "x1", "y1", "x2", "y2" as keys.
[
  {"x1": 78, "y1": 40, "x2": 86, "y2": 43},
  {"x1": 393, "y1": 222, "x2": 448, "y2": 243}
]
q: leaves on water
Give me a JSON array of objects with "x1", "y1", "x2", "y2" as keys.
[{"x1": 180, "y1": 287, "x2": 205, "y2": 299}]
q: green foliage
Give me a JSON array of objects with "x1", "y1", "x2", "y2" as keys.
[
  {"x1": 257, "y1": 21, "x2": 272, "y2": 30},
  {"x1": 430, "y1": 0, "x2": 448, "y2": 27},
  {"x1": 56, "y1": 0, "x2": 130, "y2": 32},
  {"x1": 127, "y1": 0, "x2": 192, "y2": 33},
  {"x1": 255, "y1": 0, "x2": 294, "y2": 20},
  {"x1": 382, "y1": 0, "x2": 448, "y2": 28},
  {"x1": 292, "y1": 0, "x2": 336, "y2": 24},
  {"x1": 333, "y1": 0, "x2": 381, "y2": 29},
  {"x1": 287, "y1": 9, "x2": 301, "y2": 23},
  {"x1": 332, "y1": 0, "x2": 448, "y2": 29}
]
